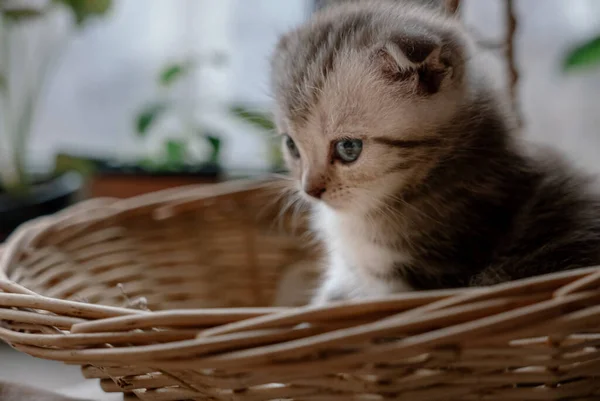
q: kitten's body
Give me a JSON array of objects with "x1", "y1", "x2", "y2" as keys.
[
  {"x1": 314, "y1": 104, "x2": 600, "y2": 301},
  {"x1": 271, "y1": 0, "x2": 600, "y2": 303}
]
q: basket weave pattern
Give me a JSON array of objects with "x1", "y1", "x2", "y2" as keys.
[{"x1": 1, "y1": 180, "x2": 600, "y2": 401}]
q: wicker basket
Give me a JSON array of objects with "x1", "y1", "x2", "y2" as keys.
[{"x1": 1, "y1": 179, "x2": 600, "y2": 401}]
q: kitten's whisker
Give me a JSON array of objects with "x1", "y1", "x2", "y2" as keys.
[
  {"x1": 290, "y1": 197, "x2": 308, "y2": 233},
  {"x1": 274, "y1": 183, "x2": 309, "y2": 233},
  {"x1": 305, "y1": 84, "x2": 324, "y2": 96},
  {"x1": 372, "y1": 202, "x2": 405, "y2": 237},
  {"x1": 259, "y1": 179, "x2": 299, "y2": 233},
  {"x1": 384, "y1": 193, "x2": 443, "y2": 225},
  {"x1": 270, "y1": 173, "x2": 293, "y2": 181}
]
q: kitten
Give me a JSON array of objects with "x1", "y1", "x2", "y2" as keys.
[{"x1": 270, "y1": 0, "x2": 600, "y2": 303}]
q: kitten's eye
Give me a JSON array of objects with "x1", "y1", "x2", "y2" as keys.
[
  {"x1": 284, "y1": 135, "x2": 301, "y2": 159},
  {"x1": 335, "y1": 139, "x2": 363, "y2": 163}
]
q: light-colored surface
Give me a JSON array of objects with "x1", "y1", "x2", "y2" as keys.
[{"x1": 0, "y1": 344, "x2": 120, "y2": 401}]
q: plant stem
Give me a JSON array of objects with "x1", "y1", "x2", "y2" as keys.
[
  {"x1": 504, "y1": 0, "x2": 522, "y2": 129},
  {"x1": 0, "y1": 14, "x2": 20, "y2": 191},
  {"x1": 7, "y1": 6, "x2": 72, "y2": 193},
  {"x1": 183, "y1": 0, "x2": 197, "y2": 153}
]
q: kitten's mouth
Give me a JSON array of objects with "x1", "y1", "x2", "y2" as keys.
[
  {"x1": 301, "y1": 192, "x2": 326, "y2": 204},
  {"x1": 299, "y1": 187, "x2": 357, "y2": 211}
]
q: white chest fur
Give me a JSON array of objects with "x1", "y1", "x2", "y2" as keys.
[{"x1": 312, "y1": 205, "x2": 413, "y2": 302}]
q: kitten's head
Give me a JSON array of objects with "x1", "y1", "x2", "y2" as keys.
[{"x1": 271, "y1": 1, "x2": 474, "y2": 214}]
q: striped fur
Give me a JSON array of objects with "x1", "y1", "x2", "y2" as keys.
[{"x1": 271, "y1": 0, "x2": 600, "y2": 303}]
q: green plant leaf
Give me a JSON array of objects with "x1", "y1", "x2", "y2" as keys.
[
  {"x1": 136, "y1": 102, "x2": 168, "y2": 136},
  {"x1": 563, "y1": 35, "x2": 600, "y2": 71},
  {"x1": 53, "y1": 0, "x2": 112, "y2": 26},
  {"x1": 138, "y1": 157, "x2": 159, "y2": 171},
  {"x1": 165, "y1": 139, "x2": 187, "y2": 165},
  {"x1": 53, "y1": 153, "x2": 97, "y2": 177},
  {"x1": 204, "y1": 134, "x2": 222, "y2": 165},
  {"x1": 2, "y1": 8, "x2": 45, "y2": 20},
  {"x1": 230, "y1": 106, "x2": 275, "y2": 132},
  {"x1": 159, "y1": 61, "x2": 193, "y2": 87}
]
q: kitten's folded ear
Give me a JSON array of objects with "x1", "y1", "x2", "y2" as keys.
[{"x1": 375, "y1": 32, "x2": 463, "y2": 95}]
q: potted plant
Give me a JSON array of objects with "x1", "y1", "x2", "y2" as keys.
[
  {"x1": 73, "y1": 56, "x2": 226, "y2": 198},
  {"x1": 56, "y1": 55, "x2": 289, "y2": 198},
  {"x1": 0, "y1": 0, "x2": 112, "y2": 240}
]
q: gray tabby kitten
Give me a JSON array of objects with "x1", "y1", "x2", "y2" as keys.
[{"x1": 270, "y1": 0, "x2": 600, "y2": 303}]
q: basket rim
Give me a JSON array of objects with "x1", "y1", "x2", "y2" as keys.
[{"x1": 0, "y1": 178, "x2": 277, "y2": 284}]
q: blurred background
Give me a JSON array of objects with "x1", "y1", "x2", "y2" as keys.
[
  {"x1": 0, "y1": 1, "x2": 600, "y2": 398},
  {"x1": 1, "y1": 0, "x2": 600, "y2": 240}
]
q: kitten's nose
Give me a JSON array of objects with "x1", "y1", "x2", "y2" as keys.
[
  {"x1": 303, "y1": 171, "x2": 327, "y2": 199},
  {"x1": 305, "y1": 186, "x2": 326, "y2": 199}
]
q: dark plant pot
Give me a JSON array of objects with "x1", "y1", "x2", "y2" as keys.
[
  {"x1": 54, "y1": 153, "x2": 224, "y2": 199},
  {"x1": 0, "y1": 172, "x2": 83, "y2": 242},
  {"x1": 88, "y1": 160, "x2": 223, "y2": 199}
]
